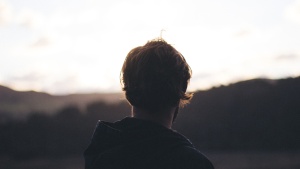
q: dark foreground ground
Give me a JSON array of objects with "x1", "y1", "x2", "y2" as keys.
[
  {"x1": 1, "y1": 151, "x2": 300, "y2": 169},
  {"x1": 207, "y1": 151, "x2": 300, "y2": 169}
]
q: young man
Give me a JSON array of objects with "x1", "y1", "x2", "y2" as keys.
[{"x1": 84, "y1": 39, "x2": 214, "y2": 169}]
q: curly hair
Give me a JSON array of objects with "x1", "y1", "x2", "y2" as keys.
[{"x1": 120, "y1": 39, "x2": 193, "y2": 111}]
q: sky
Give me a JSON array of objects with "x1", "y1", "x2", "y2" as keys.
[{"x1": 1, "y1": 0, "x2": 300, "y2": 94}]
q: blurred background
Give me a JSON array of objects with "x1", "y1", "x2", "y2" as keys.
[{"x1": 1, "y1": 0, "x2": 300, "y2": 168}]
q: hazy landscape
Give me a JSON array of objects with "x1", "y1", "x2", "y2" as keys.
[{"x1": 0, "y1": 76, "x2": 299, "y2": 169}]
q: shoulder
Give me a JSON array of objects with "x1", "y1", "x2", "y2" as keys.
[{"x1": 161, "y1": 145, "x2": 214, "y2": 169}]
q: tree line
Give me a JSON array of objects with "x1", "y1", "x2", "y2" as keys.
[{"x1": 0, "y1": 77, "x2": 299, "y2": 159}]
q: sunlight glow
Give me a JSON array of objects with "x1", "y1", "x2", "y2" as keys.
[{"x1": 1, "y1": 0, "x2": 300, "y2": 94}]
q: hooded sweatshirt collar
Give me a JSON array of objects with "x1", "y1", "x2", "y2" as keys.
[{"x1": 84, "y1": 117, "x2": 194, "y2": 169}]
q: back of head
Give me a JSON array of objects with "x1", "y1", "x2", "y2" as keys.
[{"x1": 121, "y1": 39, "x2": 193, "y2": 112}]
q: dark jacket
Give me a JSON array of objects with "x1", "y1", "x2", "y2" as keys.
[{"x1": 84, "y1": 117, "x2": 214, "y2": 169}]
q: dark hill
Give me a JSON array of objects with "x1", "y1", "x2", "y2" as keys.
[
  {"x1": 0, "y1": 85, "x2": 123, "y2": 119},
  {"x1": 174, "y1": 76, "x2": 300, "y2": 150},
  {"x1": 0, "y1": 76, "x2": 299, "y2": 158}
]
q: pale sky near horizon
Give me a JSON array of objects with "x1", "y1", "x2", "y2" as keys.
[{"x1": 1, "y1": 0, "x2": 300, "y2": 94}]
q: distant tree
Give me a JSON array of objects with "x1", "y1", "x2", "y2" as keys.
[
  {"x1": 1, "y1": 77, "x2": 299, "y2": 159},
  {"x1": 85, "y1": 101, "x2": 130, "y2": 122}
]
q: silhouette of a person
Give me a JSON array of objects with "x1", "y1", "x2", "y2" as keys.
[{"x1": 84, "y1": 38, "x2": 214, "y2": 169}]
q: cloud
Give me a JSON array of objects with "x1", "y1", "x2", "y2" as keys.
[
  {"x1": 4, "y1": 72, "x2": 81, "y2": 94},
  {"x1": 8, "y1": 72, "x2": 45, "y2": 82},
  {"x1": 275, "y1": 53, "x2": 299, "y2": 61},
  {"x1": 16, "y1": 9, "x2": 42, "y2": 29},
  {"x1": 284, "y1": 0, "x2": 300, "y2": 24},
  {"x1": 232, "y1": 24, "x2": 256, "y2": 38},
  {"x1": 47, "y1": 75, "x2": 80, "y2": 94},
  {"x1": 233, "y1": 28, "x2": 252, "y2": 38},
  {"x1": 192, "y1": 73, "x2": 213, "y2": 80},
  {"x1": 0, "y1": 0, "x2": 12, "y2": 25},
  {"x1": 30, "y1": 36, "x2": 52, "y2": 48},
  {"x1": 3, "y1": 72, "x2": 46, "y2": 92}
]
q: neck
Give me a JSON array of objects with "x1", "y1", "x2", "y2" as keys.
[{"x1": 132, "y1": 106, "x2": 176, "y2": 129}]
